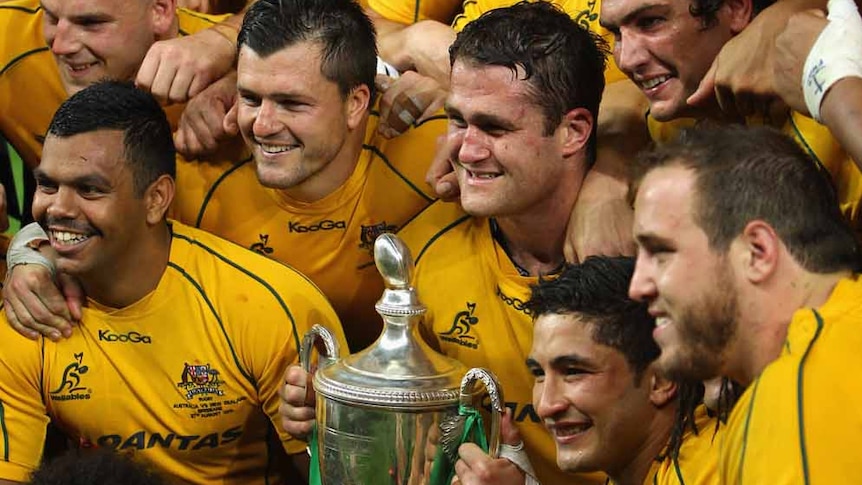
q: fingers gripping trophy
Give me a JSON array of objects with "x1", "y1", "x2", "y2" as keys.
[{"x1": 301, "y1": 234, "x2": 504, "y2": 484}]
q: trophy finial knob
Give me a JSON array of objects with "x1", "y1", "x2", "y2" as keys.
[{"x1": 374, "y1": 233, "x2": 413, "y2": 290}]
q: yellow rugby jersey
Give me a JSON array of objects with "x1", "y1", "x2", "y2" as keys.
[
  {"x1": 450, "y1": 0, "x2": 626, "y2": 84},
  {"x1": 719, "y1": 276, "x2": 862, "y2": 484},
  {"x1": 368, "y1": 0, "x2": 462, "y2": 25},
  {"x1": 650, "y1": 405, "x2": 720, "y2": 485},
  {"x1": 172, "y1": 112, "x2": 445, "y2": 352},
  {"x1": 0, "y1": 0, "x2": 229, "y2": 169},
  {"x1": 0, "y1": 221, "x2": 346, "y2": 484},
  {"x1": 647, "y1": 112, "x2": 862, "y2": 231},
  {"x1": 397, "y1": 201, "x2": 604, "y2": 485}
]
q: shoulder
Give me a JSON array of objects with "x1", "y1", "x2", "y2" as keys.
[
  {"x1": 0, "y1": 0, "x2": 48, "y2": 71},
  {"x1": 168, "y1": 220, "x2": 328, "y2": 302},
  {"x1": 396, "y1": 201, "x2": 472, "y2": 263}
]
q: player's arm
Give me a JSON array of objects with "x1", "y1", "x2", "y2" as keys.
[
  {"x1": 3, "y1": 223, "x2": 84, "y2": 341},
  {"x1": 565, "y1": 78, "x2": 647, "y2": 262},
  {"x1": 366, "y1": 0, "x2": 460, "y2": 83},
  {"x1": 773, "y1": 0, "x2": 862, "y2": 167},
  {"x1": 0, "y1": 321, "x2": 50, "y2": 482},
  {"x1": 136, "y1": 2, "x2": 252, "y2": 105},
  {"x1": 687, "y1": 0, "x2": 829, "y2": 117},
  {"x1": 820, "y1": 78, "x2": 862, "y2": 167}
]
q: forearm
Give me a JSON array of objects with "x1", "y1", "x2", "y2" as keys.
[{"x1": 821, "y1": 77, "x2": 862, "y2": 169}]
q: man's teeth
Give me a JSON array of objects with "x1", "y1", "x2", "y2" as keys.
[
  {"x1": 641, "y1": 75, "x2": 671, "y2": 90},
  {"x1": 260, "y1": 144, "x2": 296, "y2": 154},
  {"x1": 656, "y1": 317, "x2": 671, "y2": 329},
  {"x1": 555, "y1": 423, "x2": 591, "y2": 437},
  {"x1": 469, "y1": 171, "x2": 501, "y2": 179},
  {"x1": 68, "y1": 62, "x2": 95, "y2": 72},
  {"x1": 52, "y1": 231, "x2": 88, "y2": 244}
]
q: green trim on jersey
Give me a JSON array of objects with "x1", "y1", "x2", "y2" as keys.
[
  {"x1": 194, "y1": 157, "x2": 254, "y2": 227},
  {"x1": 0, "y1": 401, "x2": 8, "y2": 461},
  {"x1": 738, "y1": 377, "x2": 761, "y2": 484},
  {"x1": 414, "y1": 214, "x2": 472, "y2": 265},
  {"x1": 796, "y1": 309, "x2": 824, "y2": 485},
  {"x1": 167, "y1": 261, "x2": 257, "y2": 389},
  {"x1": 171, "y1": 232, "x2": 303, "y2": 354}
]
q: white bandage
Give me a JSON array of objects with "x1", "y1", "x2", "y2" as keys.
[
  {"x1": 7, "y1": 222, "x2": 55, "y2": 278},
  {"x1": 376, "y1": 57, "x2": 400, "y2": 79},
  {"x1": 498, "y1": 441, "x2": 541, "y2": 485},
  {"x1": 803, "y1": 0, "x2": 862, "y2": 121}
]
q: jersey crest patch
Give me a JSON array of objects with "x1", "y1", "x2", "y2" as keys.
[
  {"x1": 178, "y1": 363, "x2": 225, "y2": 399},
  {"x1": 50, "y1": 352, "x2": 92, "y2": 401},
  {"x1": 438, "y1": 302, "x2": 480, "y2": 349}
]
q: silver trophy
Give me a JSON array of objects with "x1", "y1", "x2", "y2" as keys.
[{"x1": 301, "y1": 233, "x2": 504, "y2": 484}]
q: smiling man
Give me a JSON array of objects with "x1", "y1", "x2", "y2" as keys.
[
  {"x1": 5, "y1": 0, "x2": 446, "y2": 352},
  {"x1": 0, "y1": 81, "x2": 346, "y2": 484},
  {"x1": 629, "y1": 125, "x2": 862, "y2": 483},
  {"x1": 280, "y1": 3, "x2": 624, "y2": 484},
  {"x1": 599, "y1": 0, "x2": 862, "y2": 230},
  {"x1": 523, "y1": 257, "x2": 718, "y2": 485}
]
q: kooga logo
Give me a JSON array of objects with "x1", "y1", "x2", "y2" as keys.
[
  {"x1": 288, "y1": 220, "x2": 346, "y2": 233},
  {"x1": 98, "y1": 330, "x2": 152, "y2": 344}
]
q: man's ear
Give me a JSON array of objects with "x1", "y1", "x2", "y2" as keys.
[
  {"x1": 558, "y1": 107, "x2": 593, "y2": 158},
  {"x1": 144, "y1": 175, "x2": 175, "y2": 225},
  {"x1": 152, "y1": 0, "x2": 178, "y2": 38},
  {"x1": 346, "y1": 84, "x2": 372, "y2": 131},
  {"x1": 722, "y1": 0, "x2": 753, "y2": 34},
  {"x1": 736, "y1": 220, "x2": 780, "y2": 284},
  {"x1": 649, "y1": 371, "x2": 678, "y2": 408}
]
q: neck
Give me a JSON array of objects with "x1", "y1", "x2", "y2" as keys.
[
  {"x1": 609, "y1": 408, "x2": 674, "y2": 485},
  {"x1": 82, "y1": 222, "x2": 172, "y2": 309},
  {"x1": 728, "y1": 264, "x2": 850, "y2": 385},
  {"x1": 494, "y1": 163, "x2": 584, "y2": 275},
  {"x1": 280, "y1": 117, "x2": 368, "y2": 203}
]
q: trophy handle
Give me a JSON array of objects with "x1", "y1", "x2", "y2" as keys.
[
  {"x1": 300, "y1": 324, "x2": 341, "y2": 373},
  {"x1": 459, "y1": 367, "x2": 505, "y2": 458}
]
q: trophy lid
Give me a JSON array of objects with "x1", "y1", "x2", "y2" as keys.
[{"x1": 313, "y1": 233, "x2": 467, "y2": 410}]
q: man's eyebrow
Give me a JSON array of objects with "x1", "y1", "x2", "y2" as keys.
[
  {"x1": 549, "y1": 354, "x2": 593, "y2": 368},
  {"x1": 601, "y1": 3, "x2": 665, "y2": 29},
  {"x1": 634, "y1": 231, "x2": 675, "y2": 249}
]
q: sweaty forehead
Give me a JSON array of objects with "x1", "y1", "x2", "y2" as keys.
[{"x1": 447, "y1": 61, "x2": 537, "y2": 112}]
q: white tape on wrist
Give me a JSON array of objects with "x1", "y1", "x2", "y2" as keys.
[
  {"x1": 499, "y1": 441, "x2": 541, "y2": 485},
  {"x1": 7, "y1": 222, "x2": 55, "y2": 278},
  {"x1": 376, "y1": 57, "x2": 400, "y2": 79},
  {"x1": 803, "y1": 0, "x2": 862, "y2": 121}
]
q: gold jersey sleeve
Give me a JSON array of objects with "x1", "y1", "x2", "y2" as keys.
[
  {"x1": 398, "y1": 201, "x2": 605, "y2": 485},
  {"x1": 451, "y1": 0, "x2": 626, "y2": 84},
  {"x1": 368, "y1": 0, "x2": 462, "y2": 24},
  {"x1": 0, "y1": 0, "x2": 228, "y2": 169},
  {"x1": 0, "y1": 221, "x2": 346, "y2": 484},
  {"x1": 172, "y1": 112, "x2": 445, "y2": 351},
  {"x1": 647, "y1": 113, "x2": 862, "y2": 233},
  {"x1": 720, "y1": 276, "x2": 862, "y2": 484},
  {"x1": 651, "y1": 405, "x2": 720, "y2": 485}
]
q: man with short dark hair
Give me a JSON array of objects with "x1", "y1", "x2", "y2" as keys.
[
  {"x1": 629, "y1": 124, "x2": 862, "y2": 482},
  {"x1": 6, "y1": 0, "x2": 447, "y2": 353},
  {"x1": 282, "y1": 3, "x2": 623, "y2": 484},
  {"x1": 0, "y1": 81, "x2": 345, "y2": 484},
  {"x1": 600, "y1": 0, "x2": 862, "y2": 229},
  {"x1": 514, "y1": 257, "x2": 717, "y2": 485}
]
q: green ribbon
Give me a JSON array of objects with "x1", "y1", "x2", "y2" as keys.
[
  {"x1": 309, "y1": 424, "x2": 322, "y2": 485},
  {"x1": 429, "y1": 405, "x2": 489, "y2": 485}
]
